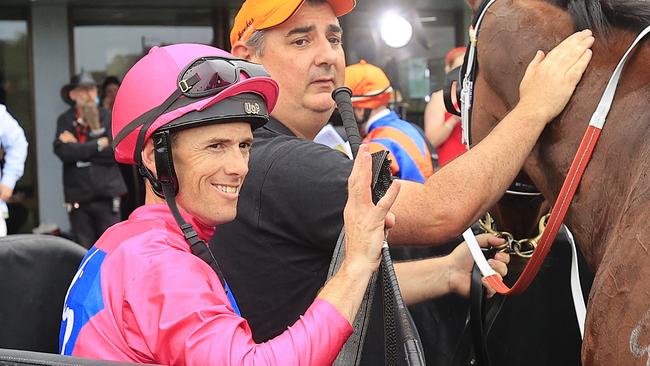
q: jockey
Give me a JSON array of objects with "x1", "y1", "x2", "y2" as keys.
[
  {"x1": 59, "y1": 43, "x2": 400, "y2": 366},
  {"x1": 345, "y1": 60, "x2": 434, "y2": 183}
]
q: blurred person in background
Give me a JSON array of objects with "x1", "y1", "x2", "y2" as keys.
[
  {"x1": 424, "y1": 47, "x2": 467, "y2": 167},
  {"x1": 54, "y1": 71, "x2": 126, "y2": 248},
  {"x1": 0, "y1": 103, "x2": 28, "y2": 236},
  {"x1": 345, "y1": 60, "x2": 434, "y2": 182},
  {"x1": 100, "y1": 76, "x2": 145, "y2": 219},
  {"x1": 100, "y1": 76, "x2": 121, "y2": 111}
]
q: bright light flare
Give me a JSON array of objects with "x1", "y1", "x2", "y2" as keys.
[{"x1": 380, "y1": 11, "x2": 413, "y2": 48}]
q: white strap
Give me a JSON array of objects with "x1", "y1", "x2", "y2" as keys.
[
  {"x1": 589, "y1": 25, "x2": 650, "y2": 128},
  {"x1": 504, "y1": 189, "x2": 543, "y2": 197},
  {"x1": 460, "y1": 0, "x2": 497, "y2": 147},
  {"x1": 465, "y1": 224, "x2": 587, "y2": 339},
  {"x1": 463, "y1": 228, "x2": 497, "y2": 277},
  {"x1": 564, "y1": 225, "x2": 586, "y2": 339}
]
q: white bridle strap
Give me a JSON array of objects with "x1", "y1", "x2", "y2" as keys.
[
  {"x1": 460, "y1": 0, "x2": 497, "y2": 147},
  {"x1": 590, "y1": 24, "x2": 650, "y2": 129},
  {"x1": 463, "y1": 226, "x2": 586, "y2": 338},
  {"x1": 566, "y1": 226, "x2": 586, "y2": 338}
]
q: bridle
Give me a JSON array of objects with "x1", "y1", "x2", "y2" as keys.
[
  {"x1": 455, "y1": 0, "x2": 650, "y2": 296},
  {"x1": 447, "y1": 2, "x2": 649, "y2": 364},
  {"x1": 443, "y1": 0, "x2": 497, "y2": 147}
]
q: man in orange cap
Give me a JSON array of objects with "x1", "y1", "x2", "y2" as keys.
[
  {"x1": 345, "y1": 60, "x2": 434, "y2": 183},
  {"x1": 212, "y1": 0, "x2": 593, "y2": 359}
]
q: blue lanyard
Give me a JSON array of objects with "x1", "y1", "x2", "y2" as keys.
[{"x1": 224, "y1": 281, "x2": 241, "y2": 316}]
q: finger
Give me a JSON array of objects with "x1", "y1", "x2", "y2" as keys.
[
  {"x1": 376, "y1": 179, "x2": 401, "y2": 215},
  {"x1": 385, "y1": 211, "x2": 396, "y2": 230},
  {"x1": 474, "y1": 233, "x2": 503, "y2": 248},
  {"x1": 546, "y1": 32, "x2": 594, "y2": 68},
  {"x1": 494, "y1": 252, "x2": 510, "y2": 265},
  {"x1": 558, "y1": 36, "x2": 594, "y2": 71},
  {"x1": 565, "y1": 48, "x2": 593, "y2": 83},
  {"x1": 529, "y1": 50, "x2": 545, "y2": 69},
  {"x1": 348, "y1": 144, "x2": 369, "y2": 181},
  {"x1": 522, "y1": 50, "x2": 545, "y2": 77},
  {"x1": 547, "y1": 29, "x2": 592, "y2": 58},
  {"x1": 488, "y1": 258, "x2": 508, "y2": 277},
  {"x1": 348, "y1": 145, "x2": 372, "y2": 202},
  {"x1": 487, "y1": 235, "x2": 506, "y2": 248}
]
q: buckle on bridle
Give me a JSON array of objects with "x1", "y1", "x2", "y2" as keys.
[{"x1": 179, "y1": 79, "x2": 192, "y2": 93}]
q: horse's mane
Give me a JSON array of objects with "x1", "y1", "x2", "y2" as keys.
[{"x1": 547, "y1": 0, "x2": 650, "y2": 33}]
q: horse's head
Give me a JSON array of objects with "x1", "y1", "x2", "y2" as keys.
[
  {"x1": 461, "y1": 0, "x2": 573, "y2": 242},
  {"x1": 469, "y1": 0, "x2": 574, "y2": 144},
  {"x1": 466, "y1": 0, "x2": 650, "y2": 269}
]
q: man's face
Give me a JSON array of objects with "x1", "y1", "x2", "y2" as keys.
[
  {"x1": 172, "y1": 122, "x2": 253, "y2": 227},
  {"x1": 251, "y1": 2, "x2": 345, "y2": 116},
  {"x1": 70, "y1": 86, "x2": 98, "y2": 106}
]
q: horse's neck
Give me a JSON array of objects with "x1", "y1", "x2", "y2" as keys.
[{"x1": 525, "y1": 34, "x2": 650, "y2": 270}]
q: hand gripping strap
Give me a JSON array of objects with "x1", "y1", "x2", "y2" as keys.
[{"x1": 329, "y1": 150, "x2": 394, "y2": 366}]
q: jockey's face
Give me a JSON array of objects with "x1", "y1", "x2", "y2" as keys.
[{"x1": 171, "y1": 122, "x2": 253, "y2": 227}]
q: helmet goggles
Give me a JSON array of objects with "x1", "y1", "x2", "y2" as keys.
[{"x1": 178, "y1": 56, "x2": 269, "y2": 97}]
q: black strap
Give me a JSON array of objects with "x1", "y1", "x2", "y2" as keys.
[
  {"x1": 329, "y1": 230, "x2": 378, "y2": 366},
  {"x1": 443, "y1": 66, "x2": 462, "y2": 117},
  {"x1": 470, "y1": 265, "x2": 491, "y2": 366},
  {"x1": 161, "y1": 182, "x2": 228, "y2": 289},
  {"x1": 113, "y1": 73, "x2": 203, "y2": 164},
  {"x1": 451, "y1": 263, "x2": 507, "y2": 366},
  {"x1": 113, "y1": 89, "x2": 182, "y2": 149}
]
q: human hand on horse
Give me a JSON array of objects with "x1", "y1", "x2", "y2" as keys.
[
  {"x1": 518, "y1": 29, "x2": 595, "y2": 122},
  {"x1": 447, "y1": 234, "x2": 510, "y2": 298}
]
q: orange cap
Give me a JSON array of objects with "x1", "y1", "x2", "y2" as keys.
[
  {"x1": 230, "y1": 0, "x2": 356, "y2": 47},
  {"x1": 345, "y1": 60, "x2": 393, "y2": 109}
]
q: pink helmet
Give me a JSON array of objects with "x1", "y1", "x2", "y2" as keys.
[{"x1": 112, "y1": 43, "x2": 279, "y2": 165}]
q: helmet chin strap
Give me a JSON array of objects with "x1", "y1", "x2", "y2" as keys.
[
  {"x1": 139, "y1": 165, "x2": 164, "y2": 198},
  {"x1": 159, "y1": 182, "x2": 228, "y2": 289}
]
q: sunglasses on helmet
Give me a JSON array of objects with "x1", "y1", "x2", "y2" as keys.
[
  {"x1": 113, "y1": 56, "x2": 271, "y2": 161},
  {"x1": 177, "y1": 56, "x2": 269, "y2": 97}
]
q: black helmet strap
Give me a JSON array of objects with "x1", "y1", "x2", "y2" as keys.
[{"x1": 159, "y1": 182, "x2": 228, "y2": 289}]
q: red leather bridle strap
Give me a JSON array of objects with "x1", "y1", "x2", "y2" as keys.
[{"x1": 484, "y1": 125, "x2": 601, "y2": 294}]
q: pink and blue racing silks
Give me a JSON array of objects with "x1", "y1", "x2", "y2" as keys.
[{"x1": 59, "y1": 204, "x2": 352, "y2": 365}]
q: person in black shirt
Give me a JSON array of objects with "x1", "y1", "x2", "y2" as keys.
[
  {"x1": 215, "y1": 0, "x2": 593, "y2": 347},
  {"x1": 54, "y1": 72, "x2": 127, "y2": 248}
]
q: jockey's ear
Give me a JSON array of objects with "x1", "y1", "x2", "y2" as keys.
[{"x1": 141, "y1": 139, "x2": 157, "y2": 178}]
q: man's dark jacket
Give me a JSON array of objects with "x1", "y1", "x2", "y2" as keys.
[{"x1": 53, "y1": 108, "x2": 126, "y2": 203}]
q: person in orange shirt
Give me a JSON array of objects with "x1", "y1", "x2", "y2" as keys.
[{"x1": 345, "y1": 60, "x2": 434, "y2": 183}]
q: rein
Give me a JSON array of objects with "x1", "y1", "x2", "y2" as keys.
[{"x1": 463, "y1": 1, "x2": 650, "y2": 295}]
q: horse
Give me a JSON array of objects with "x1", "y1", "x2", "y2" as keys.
[{"x1": 466, "y1": 0, "x2": 650, "y2": 364}]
